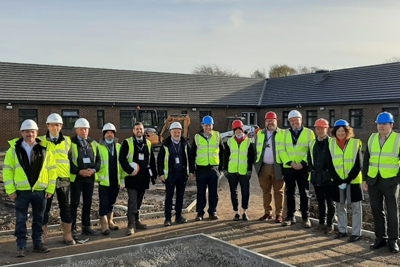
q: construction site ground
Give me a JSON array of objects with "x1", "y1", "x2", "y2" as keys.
[{"x1": 0, "y1": 173, "x2": 399, "y2": 267}]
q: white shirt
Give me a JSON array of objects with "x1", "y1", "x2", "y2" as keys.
[
  {"x1": 263, "y1": 131, "x2": 274, "y2": 164},
  {"x1": 22, "y1": 140, "x2": 37, "y2": 164}
]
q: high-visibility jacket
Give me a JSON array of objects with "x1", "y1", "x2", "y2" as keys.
[
  {"x1": 227, "y1": 136, "x2": 251, "y2": 175},
  {"x1": 70, "y1": 141, "x2": 98, "y2": 182},
  {"x1": 367, "y1": 132, "x2": 400, "y2": 179},
  {"x1": 39, "y1": 135, "x2": 71, "y2": 179},
  {"x1": 123, "y1": 137, "x2": 152, "y2": 176},
  {"x1": 255, "y1": 129, "x2": 283, "y2": 164},
  {"x1": 329, "y1": 138, "x2": 362, "y2": 184},
  {"x1": 97, "y1": 143, "x2": 123, "y2": 186},
  {"x1": 194, "y1": 131, "x2": 221, "y2": 166},
  {"x1": 162, "y1": 144, "x2": 190, "y2": 180},
  {"x1": 3, "y1": 138, "x2": 57, "y2": 195},
  {"x1": 276, "y1": 127, "x2": 315, "y2": 168}
]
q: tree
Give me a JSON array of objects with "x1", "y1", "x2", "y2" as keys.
[
  {"x1": 250, "y1": 68, "x2": 267, "y2": 79},
  {"x1": 385, "y1": 57, "x2": 400, "y2": 63},
  {"x1": 192, "y1": 64, "x2": 240, "y2": 77},
  {"x1": 296, "y1": 65, "x2": 319, "y2": 74},
  {"x1": 268, "y1": 64, "x2": 297, "y2": 78}
]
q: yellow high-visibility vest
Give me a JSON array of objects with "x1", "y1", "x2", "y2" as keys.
[
  {"x1": 39, "y1": 135, "x2": 71, "y2": 179},
  {"x1": 122, "y1": 137, "x2": 152, "y2": 177},
  {"x1": 162, "y1": 144, "x2": 190, "y2": 180},
  {"x1": 97, "y1": 143, "x2": 123, "y2": 186},
  {"x1": 194, "y1": 131, "x2": 220, "y2": 166},
  {"x1": 227, "y1": 136, "x2": 251, "y2": 175},
  {"x1": 70, "y1": 141, "x2": 98, "y2": 182}
]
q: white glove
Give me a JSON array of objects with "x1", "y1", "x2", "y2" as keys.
[{"x1": 338, "y1": 183, "x2": 347, "y2": 190}]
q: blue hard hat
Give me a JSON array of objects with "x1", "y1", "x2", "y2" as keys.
[
  {"x1": 376, "y1": 112, "x2": 394, "y2": 124},
  {"x1": 201, "y1": 115, "x2": 214, "y2": 125},
  {"x1": 334, "y1": 119, "x2": 349, "y2": 127}
]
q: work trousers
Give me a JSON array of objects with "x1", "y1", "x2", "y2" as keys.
[
  {"x1": 196, "y1": 168, "x2": 219, "y2": 216},
  {"x1": 127, "y1": 188, "x2": 145, "y2": 216},
  {"x1": 98, "y1": 183, "x2": 120, "y2": 216},
  {"x1": 43, "y1": 178, "x2": 72, "y2": 225},
  {"x1": 314, "y1": 185, "x2": 336, "y2": 226},
  {"x1": 70, "y1": 177, "x2": 95, "y2": 228},
  {"x1": 368, "y1": 178, "x2": 399, "y2": 241},
  {"x1": 165, "y1": 171, "x2": 187, "y2": 220},
  {"x1": 15, "y1": 190, "x2": 46, "y2": 249},
  {"x1": 227, "y1": 173, "x2": 250, "y2": 211},
  {"x1": 283, "y1": 168, "x2": 310, "y2": 220},
  {"x1": 258, "y1": 164, "x2": 285, "y2": 216},
  {"x1": 336, "y1": 201, "x2": 362, "y2": 236}
]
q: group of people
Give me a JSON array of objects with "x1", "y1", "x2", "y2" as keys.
[{"x1": 2, "y1": 109, "x2": 399, "y2": 257}]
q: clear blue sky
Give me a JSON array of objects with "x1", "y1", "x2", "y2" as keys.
[{"x1": 0, "y1": 0, "x2": 399, "y2": 76}]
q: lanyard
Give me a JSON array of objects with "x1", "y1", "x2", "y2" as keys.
[
  {"x1": 136, "y1": 140, "x2": 145, "y2": 152},
  {"x1": 173, "y1": 142, "x2": 181, "y2": 154},
  {"x1": 81, "y1": 140, "x2": 89, "y2": 157},
  {"x1": 107, "y1": 144, "x2": 114, "y2": 156}
]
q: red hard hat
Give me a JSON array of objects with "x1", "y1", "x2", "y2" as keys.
[
  {"x1": 232, "y1": 120, "x2": 244, "y2": 131},
  {"x1": 265, "y1": 111, "x2": 278, "y2": 121},
  {"x1": 314, "y1": 118, "x2": 329, "y2": 128}
]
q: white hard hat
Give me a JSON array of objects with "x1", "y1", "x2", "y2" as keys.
[
  {"x1": 288, "y1": 110, "x2": 302, "y2": 120},
  {"x1": 169, "y1": 122, "x2": 182, "y2": 130},
  {"x1": 129, "y1": 162, "x2": 140, "y2": 172},
  {"x1": 20, "y1": 119, "x2": 38, "y2": 131},
  {"x1": 74, "y1": 118, "x2": 90, "y2": 128},
  {"x1": 102, "y1": 122, "x2": 116, "y2": 132},
  {"x1": 46, "y1": 113, "x2": 63, "y2": 124}
]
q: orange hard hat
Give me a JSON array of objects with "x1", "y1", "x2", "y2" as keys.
[
  {"x1": 265, "y1": 111, "x2": 278, "y2": 121},
  {"x1": 314, "y1": 118, "x2": 329, "y2": 128},
  {"x1": 232, "y1": 120, "x2": 244, "y2": 131}
]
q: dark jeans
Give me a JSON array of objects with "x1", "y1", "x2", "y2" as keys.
[
  {"x1": 15, "y1": 190, "x2": 46, "y2": 249},
  {"x1": 98, "y1": 184, "x2": 120, "y2": 216},
  {"x1": 283, "y1": 168, "x2": 310, "y2": 220},
  {"x1": 165, "y1": 171, "x2": 187, "y2": 220},
  {"x1": 196, "y1": 168, "x2": 219, "y2": 216},
  {"x1": 127, "y1": 188, "x2": 145, "y2": 216},
  {"x1": 314, "y1": 184, "x2": 336, "y2": 226},
  {"x1": 227, "y1": 173, "x2": 250, "y2": 211},
  {"x1": 43, "y1": 180, "x2": 72, "y2": 225},
  {"x1": 70, "y1": 177, "x2": 95, "y2": 228}
]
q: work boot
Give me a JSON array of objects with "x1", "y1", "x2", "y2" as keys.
[
  {"x1": 71, "y1": 221, "x2": 79, "y2": 240},
  {"x1": 325, "y1": 225, "x2": 334, "y2": 235},
  {"x1": 134, "y1": 212, "x2": 147, "y2": 229},
  {"x1": 175, "y1": 215, "x2": 188, "y2": 224},
  {"x1": 303, "y1": 219, "x2": 312, "y2": 228},
  {"x1": 81, "y1": 226, "x2": 99, "y2": 236},
  {"x1": 312, "y1": 224, "x2": 326, "y2": 232},
  {"x1": 107, "y1": 212, "x2": 119, "y2": 230},
  {"x1": 100, "y1": 216, "x2": 111, "y2": 235},
  {"x1": 125, "y1": 214, "x2": 135, "y2": 236},
  {"x1": 33, "y1": 244, "x2": 50, "y2": 253},
  {"x1": 42, "y1": 225, "x2": 48, "y2": 244},
  {"x1": 16, "y1": 248, "x2": 27, "y2": 257},
  {"x1": 282, "y1": 217, "x2": 296, "y2": 226},
  {"x1": 61, "y1": 223, "x2": 76, "y2": 245}
]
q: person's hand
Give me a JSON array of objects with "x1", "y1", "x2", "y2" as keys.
[
  {"x1": 79, "y1": 169, "x2": 89, "y2": 177},
  {"x1": 86, "y1": 169, "x2": 95, "y2": 177},
  {"x1": 223, "y1": 171, "x2": 229, "y2": 178},
  {"x1": 45, "y1": 193, "x2": 53, "y2": 199},
  {"x1": 290, "y1": 162, "x2": 297, "y2": 169},
  {"x1": 9, "y1": 193, "x2": 17, "y2": 200},
  {"x1": 159, "y1": 175, "x2": 165, "y2": 182},
  {"x1": 189, "y1": 173, "x2": 195, "y2": 180},
  {"x1": 130, "y1": 170, "x2": 138, "y2": 176},
  {"x1": 247, "y1": 171, "x2": 252, "y2": 179},
  {"x1": 295, "y1": 163, "x2": 303, "y2": 170},
  {"x1": 362, "y1": 181, "x2": 368, "y2": 192}
]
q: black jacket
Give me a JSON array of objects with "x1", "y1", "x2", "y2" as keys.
[
  {"x1": 191, "y1": 130, "x2": 224, "y2": 171},
  {"x1": 307, "y1": 137, "x2": 335, "y2": 186},
  {"x1": 69, "y1": 136, "x2": 101, "y2": 179},
  {"x1": 119, "y1": 136, "x2": 157, "y2": 190},
  {"x1": 223, "y1": 136, "x2": 255, "y2": 173}
]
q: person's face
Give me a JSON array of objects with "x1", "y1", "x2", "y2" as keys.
[
  {"x1": 335, "y1": 127, "x2": 346, "y2": 140},
  {"x1": 76, "y1": 127, "x2": 89, "y2": 139},
  {"x1": 289, "y1": 117, "x2": 302, "y2": 130},
  {"x1": 265, "y1": 119, "x2": 277, "y2": 131},
  {"x1": 202, "y1": 124, "x2": 213, "y2": 135},
  {"x1": 104, "y1": 131, "x2": 115, "y2": 141},
  {"x1": 133, "y1": 125, "x2": 144, "y2": 137},
  {"x1": 377, "y1": 123, "x2": 393, "y2": 136},
  {"x1": 171, "y1": 129, "x2": 182, "y2": 140},
  {"x1": 47, "y1": 123, "x2": 63, "y2": 136},
  {"x1": 315, "y1": 127, "x2": 328, "y2": 139},
  {"x1": 234, "y1": 128, "x2": 243, "y2": 136},
  {"x1": 21, "y1": 130, "x2": 37, "y2": 145}
]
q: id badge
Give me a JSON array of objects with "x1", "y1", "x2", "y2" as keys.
[
  {"x1": 138, "y1": 153, "x2": 144, "y2": 161},
  {"x1": 175, "y1": 157, "x2": 180, "y2": 164},
  {"x1": 83, "y1": 157, "x2": 91, "y2": 164}
]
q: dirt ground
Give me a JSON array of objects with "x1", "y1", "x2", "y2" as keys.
[{"x1": 0, "y1": 172, "x2": 399, "y2": 267}]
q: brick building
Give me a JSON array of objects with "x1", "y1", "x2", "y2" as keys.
[{"x1": 1, "y1": 61, "x2": 400, "y2": 150}]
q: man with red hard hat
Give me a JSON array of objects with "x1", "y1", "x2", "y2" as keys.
[{"x1": 254, "y1": 112, "x2": 285, "y2": 223}]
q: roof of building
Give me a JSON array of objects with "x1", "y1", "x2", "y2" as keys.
[
  {"x1": 0, "y1": 62, "x2": 264, "y2": 108},
  {"x1": 262, "y1": 62, "x2": 400, "y2": 107}
]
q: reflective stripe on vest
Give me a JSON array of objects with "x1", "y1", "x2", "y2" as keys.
[
  {"x1": 329, "y1": 138, "x2": 362, "y2": 184},
  {"x1": 227, "y1": 136, "x2": 250, "y2": 175},
  {"x1": 70, "y1": 141, "x2": 98, "y2": 182},
  {"x1": 39, "y1": 135, "x2": 71, "y2": 178},
  {"x1": 163, "y1": 144, "x2": 190, "y2": 180},
  {"x1": 123, "y1": 137, "x2": 152, "y2": 176},
  {"x1": 97, "y1": 143, "x2": 123, "y2": 186},
  {"x1": 367, "y1": 132, "x2": 400, "y2": 179},
  {"x1": 194, "y1": 131, "x2": 220, "y2": 166}
]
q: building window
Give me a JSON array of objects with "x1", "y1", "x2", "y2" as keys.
[
  {"x1": 181, "y1": 110, "x2": 188, "y2": 115},
  {"x1": 306, "y1": 110, "x2": 318, "y2": 127},
  {"x1": 120, "y1": 110, "x2": 136, "y2": 129},
  {"x1": 282, "y1": 111, "x2": 289, "y2": 127},
  {"x1": 97, "y1": 110, "x2": 104, "y2": 129},
  {"x1": 349, "y1": 109, "x2": 363, "y2": 127},
  {"x1": 157, "y1": 110, "x2": 167, "y2": 127},
  {"x1": 19, "y1": 109, "x2": 38, "y2": 124},
  {"x1": 382, "y1": 107, "x2": 399, "y2": 126},
  {"x1": 199, "y1": 111, "x2": 212, "y2": 120},
  {"x1": 62, "y1": 110, "x2": 79, "y2": 129},
  {"x1": 329, "y1": 110, "x2": 335, "y2": 127}
]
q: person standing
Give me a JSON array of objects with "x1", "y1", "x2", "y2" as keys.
[
  {"x1": 329, "y1": 119, "x2": 363, "y2": 242},
  {"x1": 97, "y1": 123, "x2": 122, "y2": 235},
  {"x1": 223, "y1": 120, "x2": 255, "y2": 221},
  {"x1": 363, "y1": 112, "x2": 400, "y2": 253},
  {"x1": 119, "y1": 122, "x2": 157, "y2": 235},
  {"x1": 254, "y1": 111, "x2": 285, "y2": 223},
  {"x1": 192, "y1": 115, "x2": 224, "y2": 221},
  {"x1": 3, "y1": 120, "x2": 57, "y2": 257},
  {"x1": 157, "y1": 122, "x2": 195, "y2": 226},
  {"x1": 277, "y1": 110, "x2": 315, "y2": 228},
  {"x1": 69, "y1": 118, "x2": 101, "y2": 237},
  {"x1": 308, "y1": 118, "x2": 336, "y2": 235}
]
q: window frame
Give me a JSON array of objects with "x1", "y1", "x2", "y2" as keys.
[
  {"x1": 97, "y1": 110, "x2": 104, "y2": 129},
  {"x1": 306, "y1": 110, "x2": 318, "y2": 127},
  {"x1": 349, "y1": 109, "x2": 363, "y2": 128},
  {"x1": 282, "y1": 111, "x2": 289, "y2": 127},
  {"x1": 382, "y1": 107, "x2": 399, "y2": 127},
  {"x1": 61, "y1": 109, "x2": 79, "y2": 129},
  {"x1": 19, "y1": 109, "x2": 38, "y2": 124}
]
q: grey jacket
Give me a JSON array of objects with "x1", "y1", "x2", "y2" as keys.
[{"x1": 254, "y1": 128, "x2": 283, "y2": 180}]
